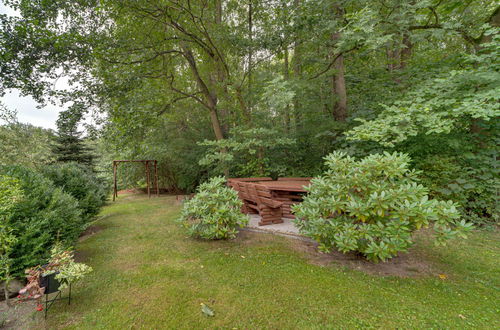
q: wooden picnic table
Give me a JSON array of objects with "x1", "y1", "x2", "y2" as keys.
[
  {"x1": 228, "y1": 178, "x2": 311, "y2": 225},
  {"x1": 256, "y1": 180, "x2": 310, "y2": 193},
  {"x1": 257, "y1": 180, "x2": 310, "y2": 221}
]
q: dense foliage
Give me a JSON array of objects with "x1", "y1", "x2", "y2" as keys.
[
  {"x1": 0, "y1": 0, "x2": 498, "y2": 224},
  {"x1": 0, "y1": 122, "x2": 55, "y2": 168},
  {"x1": 41, "y1": 163, "x2": 108, "y2": 222},
  {"x1": 0, "y1": 165, "x2": 83, "y2": 276},
  {"x1": 0, "y1": 175, "x2": 22, "y2": 295},
  {"x1": 199, "y1": 128, "x2": 296, "y2": 177},
  {"x1": 180, "y1": 177, "x2": 248, "y2": 240},
  {"x1": 346, "y1": 35, "x2": 500, "y2": 226},
  {"x1": 293, "y1": 152, "x2": 473, "y2": 262}
]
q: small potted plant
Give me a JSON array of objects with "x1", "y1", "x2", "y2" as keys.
[{"x1": 18, "y1": 244, "x2": 92, "y2": 311}]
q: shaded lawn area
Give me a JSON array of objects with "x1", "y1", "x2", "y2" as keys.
[{"x1": 47, "y1": 194, "x2": 499, "y2": 329}]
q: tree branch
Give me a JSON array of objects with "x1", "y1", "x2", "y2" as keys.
[{"x1": 309, "y1": 46, "x2": 358, "y2": 80}]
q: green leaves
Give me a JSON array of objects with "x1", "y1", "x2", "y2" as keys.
[
  {"x1": 200, "y1": 303, "x2": 215, "y2": 317},
  {"x1": 0, "y1": 165, "x2": 84, "y2": 276},
  {"x1": 179, "y1": 177, "x2": 248, "y2": 240},
  {"x1": 0, "y1": 175, "x2": 22, "y2": 218},
  {"x1": 294, "y1": 151, "x2": 470, "y2": 262},
  {"x1": 346, "y1": 35, "x2": 500, "y2": 147},
  {"x1": 199, "y1": 127, "x2": 296, "y2": 177},
  {"x1": 0, "y1": 122, "x2": 56, "y2": 168}
]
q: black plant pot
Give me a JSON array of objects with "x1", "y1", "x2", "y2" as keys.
[{"x1": 40, "y1": 272, "x2": 60, "y2": 294}]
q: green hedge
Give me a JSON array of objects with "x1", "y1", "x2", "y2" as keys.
[
  {"x1": 0, "y1": 165, "x2": 83, "y2": 276},
  {"x1": 41, "y1": 163, "x2": 108, "y2": 222}
]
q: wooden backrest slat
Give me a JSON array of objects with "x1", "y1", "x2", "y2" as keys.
[
  {"x1": 234, "y1": 181, "x2": 284, "y2": 210},
  {"x1": 254, "y1": 184, "x2": 282, "y2": 208},
  {"x1": 229, "y1": 177, "x2": 273, "y2": 182},
  {"x1": 237, "y1": 182, "x2": 258, "y2": 204},
  {"x1": 247, "y1": 183, "x2": 261, "y2": 204}
]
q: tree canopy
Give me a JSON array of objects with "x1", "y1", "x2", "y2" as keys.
[{"x1": 0, "y1": 0, "x2": 498, "y2": 224}]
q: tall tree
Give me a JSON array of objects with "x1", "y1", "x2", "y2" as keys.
[
  {"x1": 330, "y1": 4, "x2": 348, "y2": 122},
  {"x1": 52, "y1": 109, "x2": 95, "y2": 167}
]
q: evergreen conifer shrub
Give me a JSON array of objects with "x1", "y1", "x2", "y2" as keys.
[
  {"x1": 0, "y1": 165, "x2": 82, "y2": 276},
  {"x1": 41, "y1": 163, "x2": 108, "y2": 222}
]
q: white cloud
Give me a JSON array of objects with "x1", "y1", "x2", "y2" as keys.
[
  {"x1": 0, "y1": 2, "x2": 17, "y2": 16},
  {"x1": 1, "y1": 90, "x2": 63, "y2": 130},
  {"x1": 0, "y1": 2, "x2": 66, "y2": 130}
]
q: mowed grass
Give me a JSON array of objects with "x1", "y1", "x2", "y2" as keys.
[{"x1": 47, "y1": 194, "x2": 499, "y2": 329}]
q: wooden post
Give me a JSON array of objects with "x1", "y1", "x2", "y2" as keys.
[
  {"x1": 154, "y1": 160, "x2": 159, "y2": 197},
  {"x1": 113, "y1": 161, "x2": 117, "y2": 201},
  {"x1": 112, "y1": 160, "x2": 157, "y2": 200},
  {"x1": 145, "y1": 161, "x2": 151, "y2": 198}
]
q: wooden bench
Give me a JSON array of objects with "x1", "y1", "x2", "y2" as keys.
[
  {"x1": 233, "y1": 182, "x2": 283, "y2": 225},
  {"x1": 228, "y1": 177, "x2": 272, "y2": 190}
]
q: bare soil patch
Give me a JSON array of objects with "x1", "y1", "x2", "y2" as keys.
[
  {"x1": 238, "y1": 230, "x2": 438, "y2": 277},
  {"x1": 118, "y1": 188, "x2": 186, "y2": 195},
  {"x1": 117, "y1": 188, "x2": 142, "y2": 195},
  {"x1": 78, "y1": 224, "x2": 104, "y2": 242},
  {"x1": 289, "y1": 238, "x2": 437, "y2": 277},
  {"x1": 0, "y1": 300, "x2": 43, "y2": 329}
]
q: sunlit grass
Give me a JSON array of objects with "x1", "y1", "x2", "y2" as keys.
[{"x1": 47, "y1": 194, "x2": 499, "y2": 328}]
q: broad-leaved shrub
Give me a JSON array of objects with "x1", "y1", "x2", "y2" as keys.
[
  {"x1": 293, "y1": 152, "x2": 473, "y2": 262},
  {"x1": 180, "y1": 177, "x2": 248, "y2": 239}
]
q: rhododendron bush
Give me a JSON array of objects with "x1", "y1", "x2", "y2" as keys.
[
  {"x1": 180, "y1": 177, "x2": 248, "y2": 240},
  {"x1": 293, "y1": 152, "x2": 473, "y2": 262}
]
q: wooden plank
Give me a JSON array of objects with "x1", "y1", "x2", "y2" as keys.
[
  {"x1": 277, "y1": 177, "x2": 312, "y2": 181},
  {"x1": 256, "y1": 190, "x2": 273, "y2": 198},
  {"x1": 259, "y1": 197, "x2": 282, "y2": 209},
  {"x1": 228, "y1": 177, "x2": 273, "y2": 182},
  {"x1": 257, "y1": 180, "x2": 310, "y2": 192}
]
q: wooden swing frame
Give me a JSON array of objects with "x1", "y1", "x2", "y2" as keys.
[{"x1": 112, "y1": 160, "x2": 159, "y2": 201}]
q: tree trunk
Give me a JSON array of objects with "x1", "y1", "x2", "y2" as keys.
[
  {"x1": 386, "y1": 45, "x2": 400, "y2": 71},
  {"x1": 331, "y1": 32, "x2": 347, "y2": 122},
  {"x1": 247, "y1": 0, "x2": 253, "y2": 115},
  {"x1": 399, "y1": 33, "x2": 412, "y2": 69},
  {"x1": 283, "y1": 45, "x2": 291, "y2": 131},
  {"x1": 292, "y1": 0, "x2": 302, "y2": 130},
  {"x1": 236, "y1": 86, "x2": 252, "y2": 124},
  {"x1": 213, "y1": 0, "x2": 229, "y2": 135},
  {"x1": 209, "y1": 109, "x2": 225, "y2": 141},
  {"x1": 180, "y1": 44, "x2": 225, "y2": 141}
]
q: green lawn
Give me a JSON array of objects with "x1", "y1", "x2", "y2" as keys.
[{"x1": 47, "y1": 194, "x2": 499, "y2": 329}]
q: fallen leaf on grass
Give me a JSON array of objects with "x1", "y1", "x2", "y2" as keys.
[
  {"x1": 201, "y1": 303, "x2": 215, "y2": 317},
  {"x1": 240, "y1": 255, "x2": 246, "y2": 259},
  {"x1": 438, "y1": 274, "x2": 447, "y2": 280},
  {"x1": 458, "y1": 314, "x2": 466, "y2": 319}
]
